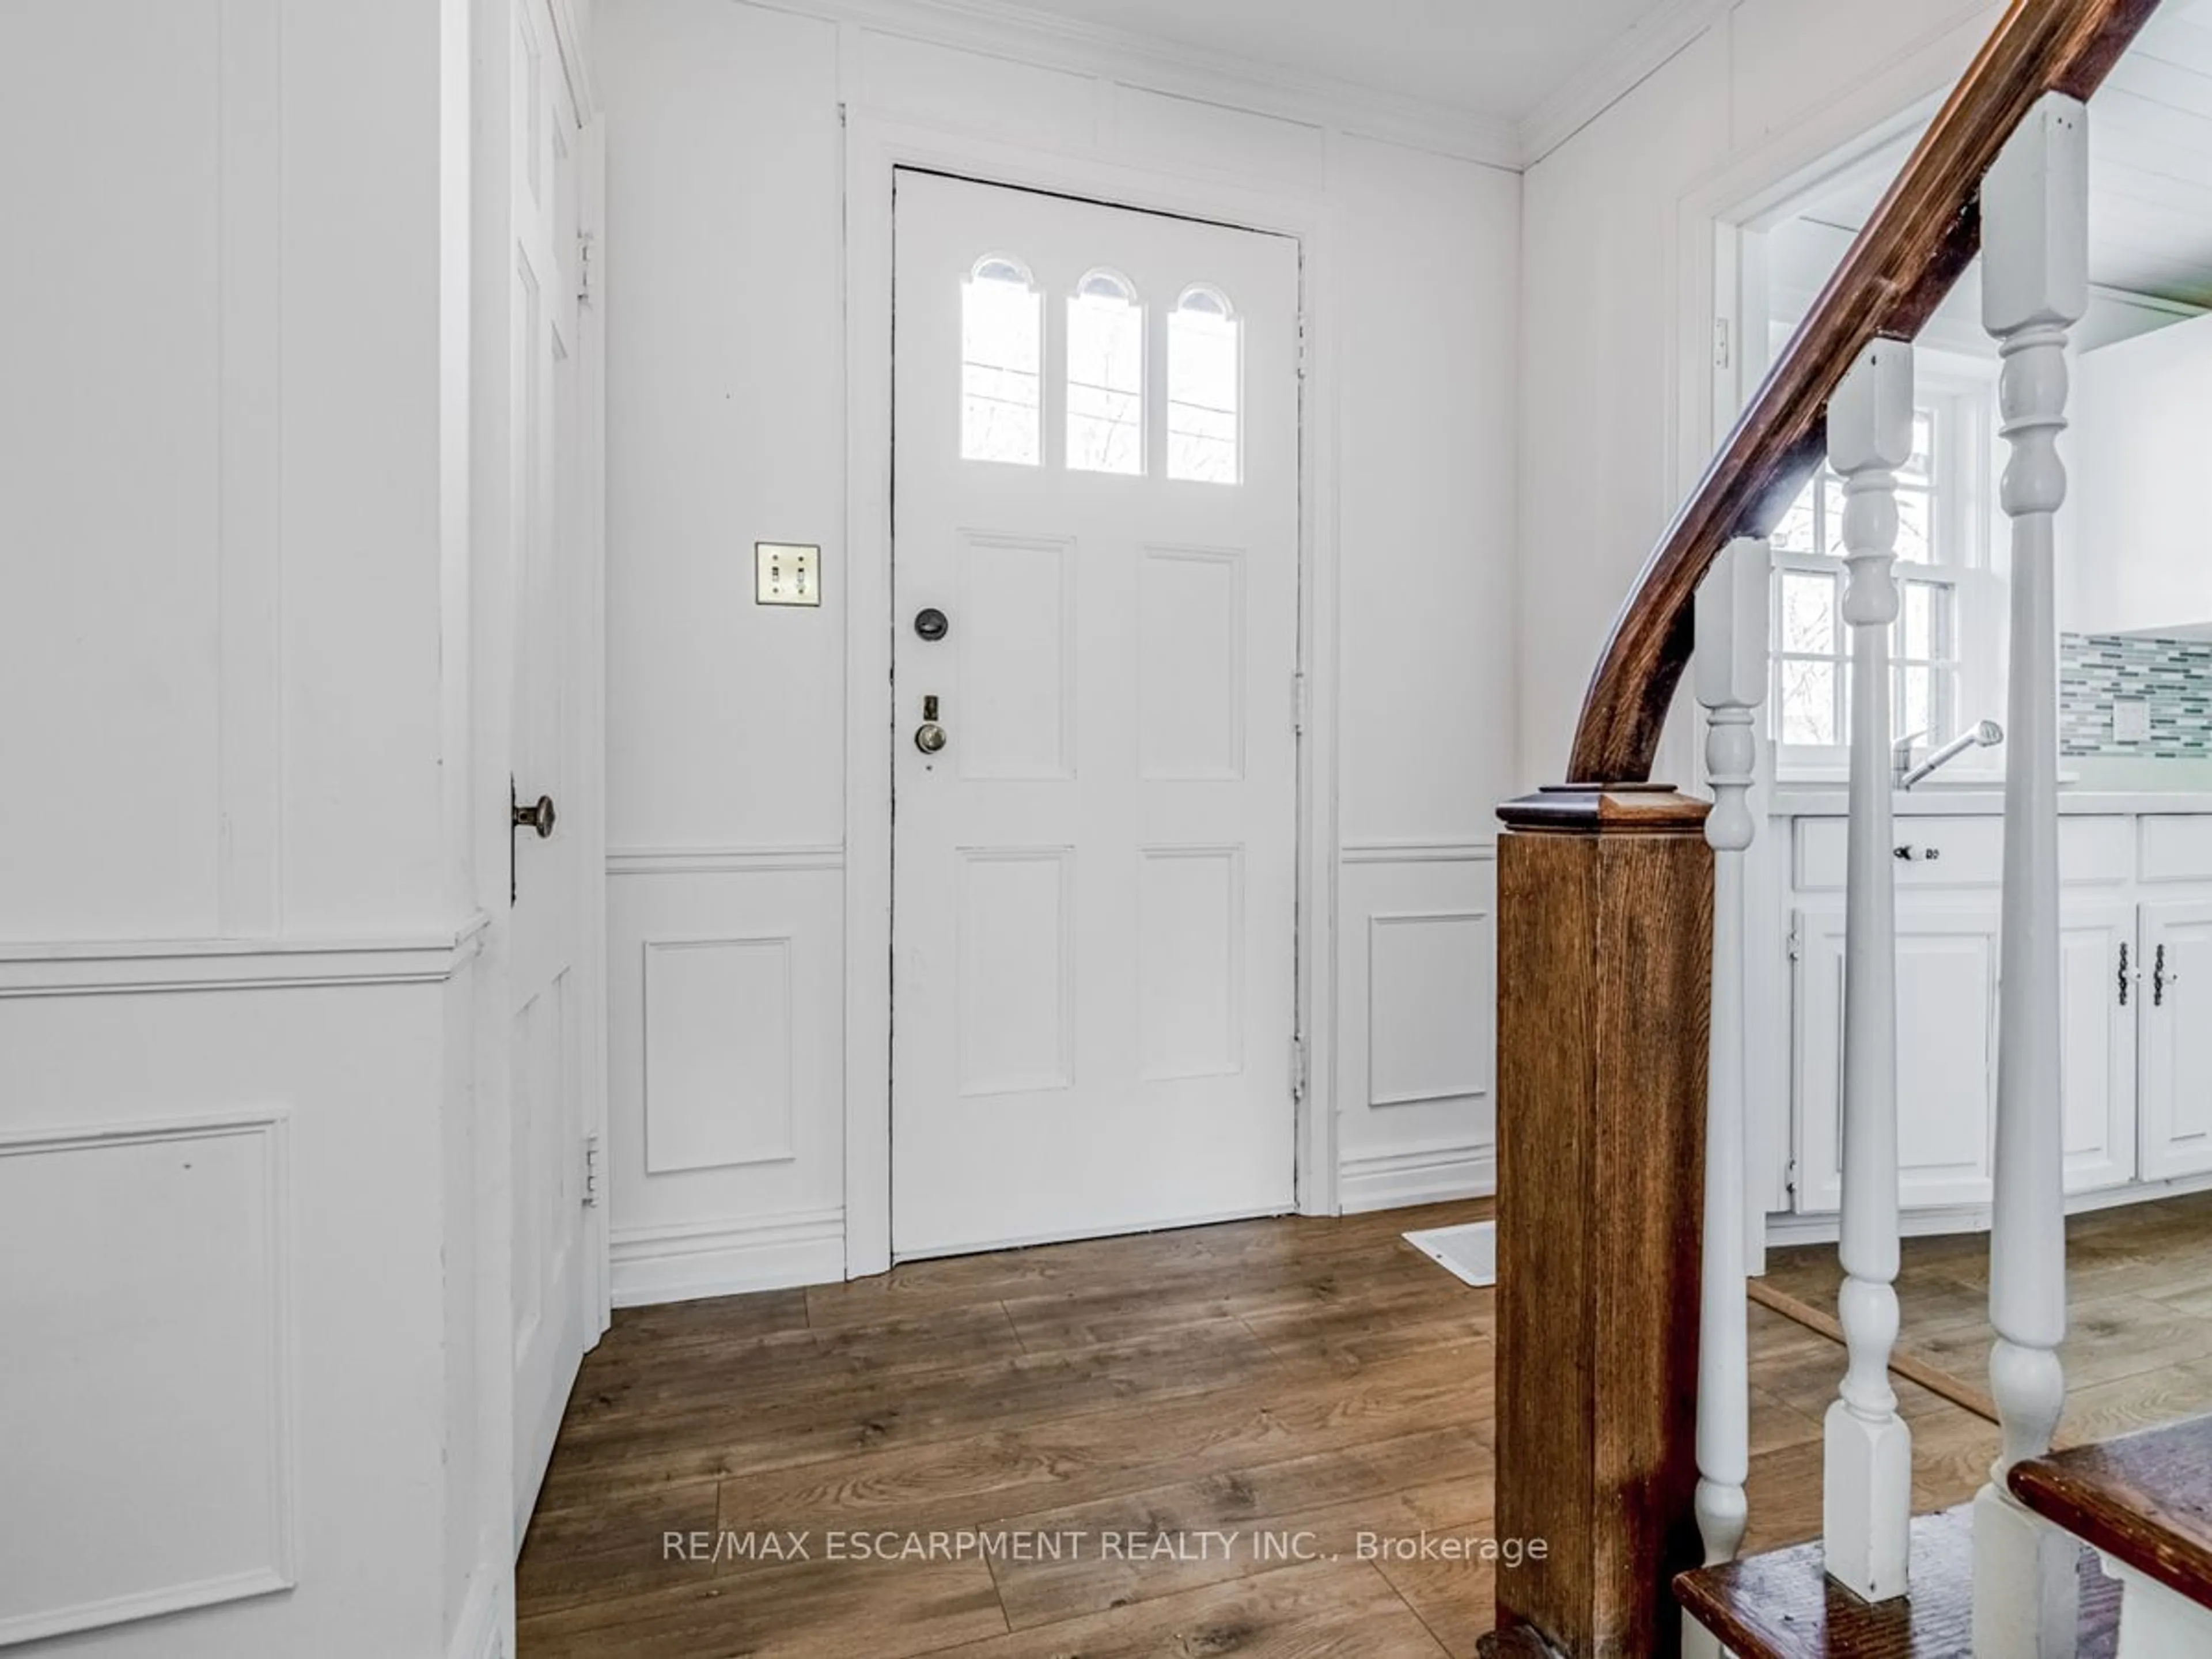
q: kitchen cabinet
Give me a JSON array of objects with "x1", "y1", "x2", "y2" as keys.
[
  {"x1": 1771, "y1": 810, "x2": 2212, "y2": 1225},
  {"x1": 1794, "y1": 903, "x2": 1999, "y2": 1212},
  {"x1": 1793, "y1": 902, "x2": 2142, "y2": 1213},
  {"x1": 2141, "y1": 900, "x2": 2212, "y2": 1182},
  {"x1": 2059, "y1": 901, "x2": 2138, "y2": 1195},
  {"x1": 2067, "y1": 313, "x2": 2212, "y2": 637}
]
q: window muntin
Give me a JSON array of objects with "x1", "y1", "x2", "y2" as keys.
[
  {"x1": 1168, "y1": 285, "x2": 1240, "y2": 483},
  {"x1": 1768, "y1": 389, "x2": 1992, "y2": 772},
  {"x1": 1772, "y1": 566, "x2": 1957, "y2": 751},
  {"x1": 1066, "y1": 270, "x2": 1145, "y2": 475},
  {"x1": 960, "y1": 255, "x2": 1041, "y2": 465}
]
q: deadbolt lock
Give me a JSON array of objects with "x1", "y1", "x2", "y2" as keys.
[{"x1": 916, "y1": 694, "x2": 947, "y2": 754}]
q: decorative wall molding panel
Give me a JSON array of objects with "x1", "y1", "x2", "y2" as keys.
[
  {"x1": 1338, "y1": 839, "x2": 1499, "y2": 865},
  {"x1": 0, "y1": 916, "x2": 489, "y2": 998},
  {"x1": 1334, "y1": 853, "x2": 1499, "y2": 1212},
  {"x1": 608, "y1": 862, "x2": 846, "y2": 1302},
  {"x1": 607, "y1": 845, "x2": 847, "y2": 877},
  {"x1": 2, "y1": 0, "x2": 283, "y2": 946},
  {"x1": 1366, "y1": 908, "x2": 1495, "y2": 1109},
  {"x1": 0, "y1": 1111, "x2": 295, "y2": 1645},
  {"x1": 1339, "y1": 1138, "x2": 1499, "y2": 1214},
  {"x1": 609, "y1": 1207, "x2": 847, "y2": 1306},
  {"x1": 642, "y1": 935, "x2": 797, "y2": 1175}
]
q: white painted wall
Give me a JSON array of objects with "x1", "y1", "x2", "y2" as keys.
[
  {"x1": 1516, "y1": 0, "x2": 2010, "y2": 787},
  {"x1": 0, "y1": 3, "x2": 520, "y2": 1656},
  {"x1": 597, "y1": 0, "x2": 1521, "y2": 1295}
]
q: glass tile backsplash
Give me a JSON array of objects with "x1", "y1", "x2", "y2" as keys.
[{"x1": 2061, "y1": 632, "x2": 2212, "y2": 758}]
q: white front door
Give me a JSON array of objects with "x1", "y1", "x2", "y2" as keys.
[
  {"x1": 889, "y1": 171, "x2": 1301, "y2": 1259},
  {"x1": 509, "y1": 0, "x2": 596, "y2": 1535}
]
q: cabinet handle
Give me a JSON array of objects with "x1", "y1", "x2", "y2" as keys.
[
  {"x1": 2120, "y1": 942, "x2": 2131, "y2": 1007},
  {"x1": 1892, "y1": 844, "x2": 1942, "y2": 862},
  {"x1": 2156, "y1": 944, "x2": 2168, "y2": 1007}
]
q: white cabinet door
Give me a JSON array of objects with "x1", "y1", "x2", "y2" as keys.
[
  {"x1": 2141, "y1": 902, "x2": 2212, "y2": 1181},
  {"x1": 2058, "y1": 902, "x2": 2138, "y2": 1194},
  {"x1": 2067, "y1": 313, "x2": 2212, "y2": 636},
  {"x1": 1794, "y1": 904, "x2": 1999, "y2": 1213}
]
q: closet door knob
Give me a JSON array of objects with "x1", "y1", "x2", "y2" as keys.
[{"x1": 512, "y1": 792, "x2": 558, "y2": 839}]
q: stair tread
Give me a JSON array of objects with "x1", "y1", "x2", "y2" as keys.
[
  {"x1": 2010, "y1": 1414, "x2": 2212, "y2": 1611},
  {"x1": 1673, "y1": 1505, "x2": 2120, "y2": 1659}
]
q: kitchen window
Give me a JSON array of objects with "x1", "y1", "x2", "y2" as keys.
[{"x1": 1768, "y1": 370, "x2": 2001, "y2": 778}]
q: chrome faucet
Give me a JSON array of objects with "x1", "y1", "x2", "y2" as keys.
[{"x1": 1893, "y1": 720, "x2": 2005, "y2": 790}]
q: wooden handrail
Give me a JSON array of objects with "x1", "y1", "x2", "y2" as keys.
[{"x1": 1564, "y1": 0, "x2": 2160, "y2": 787}]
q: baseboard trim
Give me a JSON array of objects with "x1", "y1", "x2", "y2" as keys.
[
  {"x1": 609, "y1": 1207, "x2": 846, "y2": 1306},
  {"x1": 1339, "y1": 1140, "x2": 1496, "y2": 1214},
  {"x1": 447, "y1": 1571, "x2": 509, "y2": 1659},
  {"x1": 1764, "y1": 1167, "x2": 2212, "y2": 1248}
]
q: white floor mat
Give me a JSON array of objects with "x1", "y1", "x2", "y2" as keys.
[{"x1": 1402, "y1": 1219, "x2": 1496, "y2": 1287}]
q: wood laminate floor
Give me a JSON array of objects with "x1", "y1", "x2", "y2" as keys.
[
  {"x1": 1764, "y1": 1190, "x2": 2212, "y2": 1450},
  {"x1": 518, "y1": 1196, "x2": 2198, "y2": 1657}
]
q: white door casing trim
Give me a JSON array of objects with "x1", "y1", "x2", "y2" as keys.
[
  {"x1": 1665, "y1": 14, "x2": 1995, "y2": 1259},
  {"x1": 842, "y1": 116, "x2": 1343, "y2": 1275}
]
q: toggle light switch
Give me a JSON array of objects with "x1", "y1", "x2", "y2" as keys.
[{"x1": 756, "y1": 542, "x2": 822, "y2": 607}]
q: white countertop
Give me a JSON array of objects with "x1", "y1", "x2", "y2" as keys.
[{"x1": 1770, "y1": 787, "x2": 2212, "y2": 816}]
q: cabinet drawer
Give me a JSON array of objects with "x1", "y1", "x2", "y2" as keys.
[
  {"x1": 2139, "y1": 816, "x2": 2212, "y2": 883},
  {"x1": 1792, "y1": 814, "x2": 2134, "y2": 892},
  {"x1": 2062, "y1": 816, "x2": 2137, "y2": 884},
  {"x1": 1794, "y1": 816, "x2": 2002, "y2": 891}
]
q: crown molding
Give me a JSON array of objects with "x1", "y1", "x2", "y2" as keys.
[
  {"x1": 1518, "y1": 0, "x2": 1737, "y2": 167},
  {"x1": 746, "y1": 0, "x2": 1525, "y2": 167}
]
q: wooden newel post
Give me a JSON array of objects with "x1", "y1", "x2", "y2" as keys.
[{"x1": 1482, "y1": 784, "x2": 1713, "y2": 1659}]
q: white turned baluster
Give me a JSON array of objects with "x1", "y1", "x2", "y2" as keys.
[
  {"x1": 1687, "y1": 536, "x2": 1771, "y2": 1659},
  {"x1": 1975, "y1": 92, "x2": 2087, "y2": 1659},
  {"x1": 1824, "y1": 338, "x2": 1915, "y2": 1605}
]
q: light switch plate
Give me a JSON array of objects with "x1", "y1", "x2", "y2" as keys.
[
  {"x1": 2116, "y1": 698, "x2": 2151, "y2": 742},
  {"x1": 755, "y1": 542, "x2": 821, "y2": 607}
]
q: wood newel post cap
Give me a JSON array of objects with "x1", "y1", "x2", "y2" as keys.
[{"x1": 1498, "y1": 783, "x2": 1712, "y2": 835}]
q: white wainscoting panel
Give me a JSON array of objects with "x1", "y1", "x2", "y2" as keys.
[
  {"x1": 609, "y1": 853, "x2": 845, "y2": 1302},
  {"x1": 642, "y1": 936, "x2": 795, "y2": 1174},
  {"x1": 1335, "y1": 843, "x2": 1497, "y2": 1213},
  {"x1": 1368, "y1": 910, "x2": 1492, "y2": 1108},
  {"x1": 1, "y1": 0, "x2": 284, "y2": 944},
  {"x1": 0, "y1": 1112, "x2": 294, "y2": 1645}
]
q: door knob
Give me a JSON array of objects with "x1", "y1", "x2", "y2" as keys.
[
  {"x1": 512, "y1": 791, "x2": 558, "y2": 839},
  {"x1": 915, "y1": 694, "x2": 947, "y2": 754}
]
